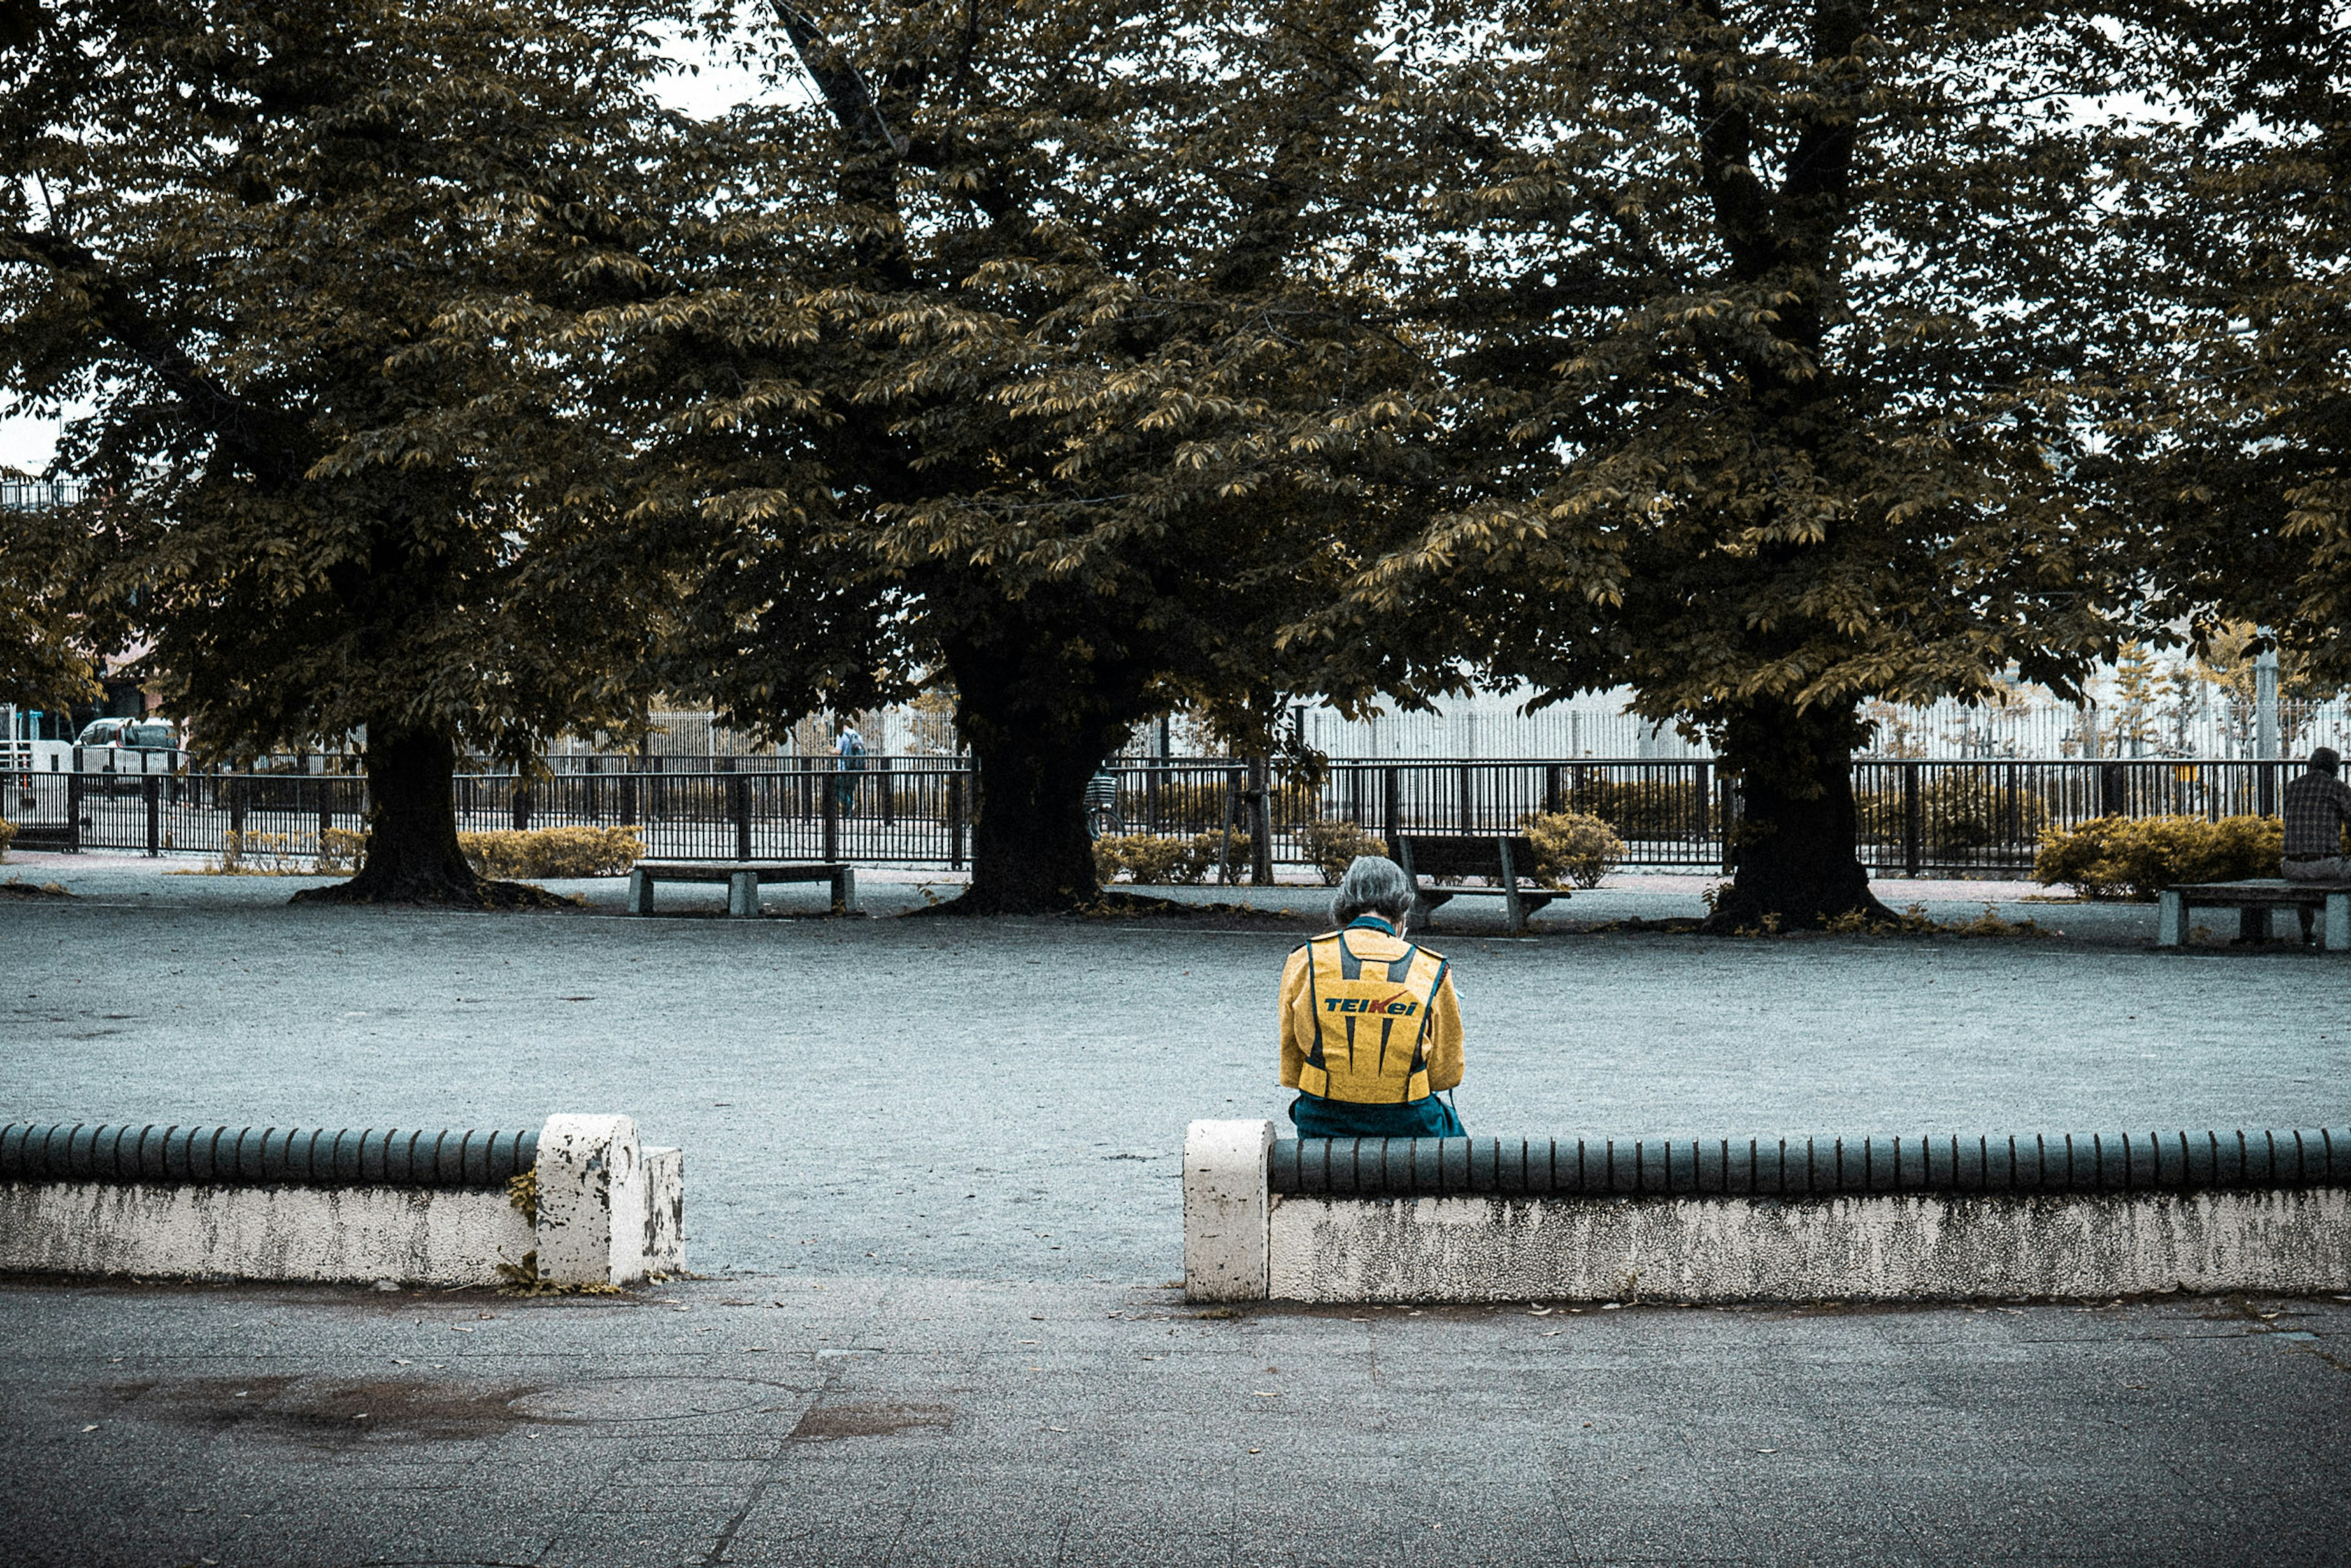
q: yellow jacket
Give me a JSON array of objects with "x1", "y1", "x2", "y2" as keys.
[{"x1": 1279, "y1": 921, "x2": 1464, "y2": 1103}]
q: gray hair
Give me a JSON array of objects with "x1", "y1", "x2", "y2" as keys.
[{"x1": 1332, "y1": 854, "x2": 1412, "y2": 928}]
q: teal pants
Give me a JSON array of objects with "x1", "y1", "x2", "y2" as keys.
[{"x1": 1289, "y1": 1092, "x2": 1465, "y2": 1139}]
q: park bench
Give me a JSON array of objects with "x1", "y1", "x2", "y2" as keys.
[
  {"x1": 2157, "y1": 878, "x2": 2350, "y2": 951},
  {"x1": 626, "y1": 860, "x2": 857, "y2": 918},
  {"x1": 1393, "y1": 833, "x2": 1556, "y2": 933}
]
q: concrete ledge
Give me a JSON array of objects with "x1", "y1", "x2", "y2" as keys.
[
  {"x1": 1189, "y1": 1120, "x2": 2351, "y2": 1303},
  {"x1": 0, "y1": 1114, "x2": 684, "y2": 1288},
  {"x1": 1268, "y1": 1188, "x2": 2351, "y2": 1302},
  {"x1": 0, "y1": 1180, "x2": 532, "y2": 1286}
]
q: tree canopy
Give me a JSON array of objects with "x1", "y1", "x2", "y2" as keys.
[
  {"x1": 1313, "y1": 0, "x2": 2154, "y2": 925},
  {"x1": 560, "y1": 0, "x2": 1442, "y2": 910},
  {"x1": 0, "y1": 0, "x2": 688, "y2": 899}
]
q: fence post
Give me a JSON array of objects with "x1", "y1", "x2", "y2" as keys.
[
  {"x1": 144, "y1": 775, "x2": 160, "y2": 856},
  {"x1": 1718, "y1": 773, "x2": 1734, "y2": 874},
  {"x1": 1382, "y1": 767, "x2": 1400, "y2": 850},
  {"x1": 880, "y1": 754, "x2": 894, "y2": 827},
  {"x1": 2100, "y1": 762, "x2": 2125, "y2": 818},
  {"x1": 2258, "y1": 760, "x2": 2278, "y2": 817},
  {"x1": 1691, "y1": 762, "x2": 1708, "y2": 846},
  {"x1": 1457, "y1": 763, "x2": 1472, "y2": 832},
  {"x1": 822, "y1": 764, "x2": 840, "y2": 862},
  {"x1": 511, "y1": 783, "x2": 530, "y2": 833},
  {"x1": 1544, "y1": 765, "x2": 1562, "y2": 817},
  {"x1": 229, "y1": 775, "x2": 246, "y2": 844},
  {"x1": 1248, "y1": 756, "x2": 1273, "y2": 885},
  {"x1": 620, "y1": 772, "x2": 638, "y2": 828},
  {"x1": 1902, "y1": 760, "x2": 1921, "y2": 879},
  {"x1": 64, "y1": 771, "x2": 81, "y2": 852},
  {"x1": 1220, "y1": 770, "x2": 1242, "y2": 885},
  {"x1": 948, "y1": 772, "x2": 966, "y2": 871},
  {"x1": 733, "y1": 775, "x2": 752, "y2": 860}
]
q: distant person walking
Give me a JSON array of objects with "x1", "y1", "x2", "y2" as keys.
[
  {"x1": 1279, "y1": 855, "x2": 1466, "y2": 1139},
  {"x1": 2283, "y1": 746, "x2": 2351, "y2": 885},
  {"x1": 833, "y1": 722, "x2": 866, "y2": 816}
]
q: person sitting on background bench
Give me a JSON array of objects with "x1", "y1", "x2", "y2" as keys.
[
  {"x1": 2284, "y1": 747, "x2": 2351, "y2": 887},
  {"x1": 1279, "y1": 855, "x2": 1467, "y2": 1139}
]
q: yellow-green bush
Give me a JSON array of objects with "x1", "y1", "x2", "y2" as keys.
[
  {"x1": 1295, "y1": 819, "x2": 1390, "y2": 884},
  {"x1": 214, "y1": 831, "x2": 312, "y2": 874},
  {"x1": 315, "y1": 827, "x2": 370, "y2": 873},
  {"x1": 460, "y1": 825, "x2": 643, "y2": 879},
  {"x1": 2033, "y1": 814, "x2": 2283, "y2": 901},
  {"x1": 1521, "y1": 810, "x2": 1626, "y2": 889},
  {"x1": 1093, "y1": 833, "x2": 1195, "y2": 885},
  {"x1": 0, "y1": 819, "x2": 15, "y2": 861},
  {"x1": 1092, "y1": 828, "x2": 1253, "y2": 885}
]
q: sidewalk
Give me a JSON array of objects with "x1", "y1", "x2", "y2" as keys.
[{"x1": 6, "y1": 1274, "x2": 2344, "y2": 1566}]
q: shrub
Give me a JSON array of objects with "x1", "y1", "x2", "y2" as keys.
[
  {"x1": 1094, "y1": 833, "x2": 1194, "y2": 885},
  {"x1": 0, "y1": 818, "x2": 14, "y2": 861},
  {"x1": 1295, "y1": 819, "x2": 1390, "y2": 884},
  {"x1": 2033, "y1": 814, "x2": 2283, "y2": 901},
  {"x1": 459, "y1": 825, "x2": 643, "y2": 879},
  {"x1": 315, "y1": 827, "x2": 370, "y2": 873},
  {"x1": 1520, "y1": 811, "x2": 1626, "y2": 889},
  {"x1": 1092, "y1": 828, "x2": 1255, "y2": 884},
  {"x1": 215, "y1": 830, "x2": 310, "y2": 874}
]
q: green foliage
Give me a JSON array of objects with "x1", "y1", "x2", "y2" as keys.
[
  {"x1": 1520, "y1": 812, "x2": 1624, "y2": 890},
  {"x1": 562, "y1": 0, "x2": 1439, "y2": 911},
  {"x1": 2033, "y1": 814, "x2": 2285, "y2": 901},
  {"x1": 2108, "y1": 6, "x2": 2351, "y2": 686},
  {"x1": 1295, "y1": 820, "x2": 1391, "y2": 885},
  {"x1": 459, "y1": 827, "x2": 642, "y2": 880},
  {"x1": 0, "y1": 817, "x2": 14, "y2": 860},
  {"x1": 1302, "y1": 0, "x2": 2151, "y2": 924},
  {"x1": 0, "y1": 0, "x2": 688, "y2": 896},
  {"x1": 1093, "y1": 833, "x2": 1196, "y2": 887}
]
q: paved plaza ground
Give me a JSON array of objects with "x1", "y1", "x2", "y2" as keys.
[{"x1": 2, "y1": 853, "x2": 2348, "y2": 1564}]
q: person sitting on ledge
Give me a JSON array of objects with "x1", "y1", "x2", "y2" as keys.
[{"x1": 1279, "y1": 853, "x2": 1466, "y2": 1139}]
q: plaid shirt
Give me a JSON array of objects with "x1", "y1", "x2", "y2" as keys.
[{"x1": 2284, "y1": 769, "x2": 2351, "y2": 857}]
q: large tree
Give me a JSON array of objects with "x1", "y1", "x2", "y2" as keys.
[
  {"x1": 575, "y1": 0, "x2": 1438, "y2": 912},
  {"x1": 1329, "y1": 0, "x2": 2151, "y2": 927},
  {"x1": 0, "y1": 0, "x2": 685, "y2": 902},
  {"x1": 2112, "y1": 1, "x2": 2351, "y2": 685}
]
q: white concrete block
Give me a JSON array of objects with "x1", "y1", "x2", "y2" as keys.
[
  {"x1": 1183, "y1": 1119, "x2": 1274, "y2": 1302},
  {"x1": 643, "y1": 1146, "x2": 685, "y2": 1274},
  {"x1": 534, "y1": 1114, "x2": 648, "y2": 1286},
  {"x1": 0, "y1": 1180, "x2": 532, "y2": 1286},
  {"x1": 1265, "y1": 1188, "x2": 2351, "y2": 1303}
]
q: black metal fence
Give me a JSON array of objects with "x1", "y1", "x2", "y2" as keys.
[{"x1": 0, "y1": 756, "x2": 2298, "y2": 876}]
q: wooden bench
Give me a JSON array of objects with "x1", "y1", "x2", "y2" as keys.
[
  {"x1": 1393, "y1": 834, "x2": 1557, "y2": 934},
  {"x1": 2158, "y1": 879, "x2": 2350, "y2": 951},
  {"x1": 626, "y1": 861, "x2": 857, "y2": 918}
]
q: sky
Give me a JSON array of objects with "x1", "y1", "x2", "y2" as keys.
[{"x1": 0, "y1": 28, "x2": 789, "y2": 475}]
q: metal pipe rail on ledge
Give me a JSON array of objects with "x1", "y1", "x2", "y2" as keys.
[
  {"x1": 0, "y1": 1114, "x2": 679, "y2": 1289},
  {"x1": 1268, "y1": 1129, "x2": 2351, "y2": 1200},
  {"x1": 0, "y1": 1123, "x2": 539, "y2": 1190},
  {"x1": 1188, "y1": 1120, "x2": 2351, "y2": 1306}
]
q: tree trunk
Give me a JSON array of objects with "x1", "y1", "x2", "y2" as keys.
[
  {"x1": 1701, "y1": 699, "x2": 1895, "y2": 932},
  {"x1": 293, "y1": 724, "x2": 553, "y2": 908},
  {"x1": 950, "y1": 722, "x2": 1108, "y2": 915}
]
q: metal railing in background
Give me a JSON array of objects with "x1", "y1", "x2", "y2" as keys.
[{"x1": 0, "y1": 756, "x2": 2301, "y2": 876}]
